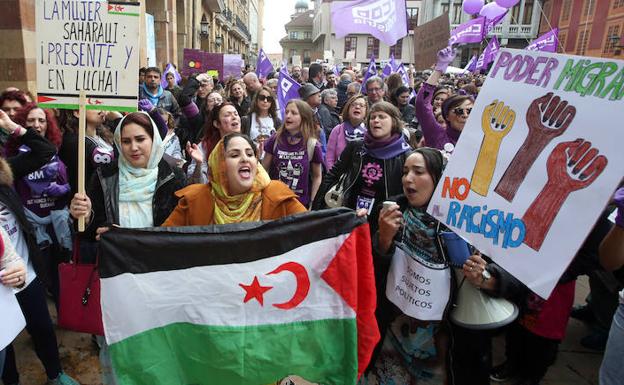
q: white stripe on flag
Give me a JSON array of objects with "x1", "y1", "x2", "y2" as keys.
[{"x1": 101, "y1": 234, "x2": 356, "y2": 345}]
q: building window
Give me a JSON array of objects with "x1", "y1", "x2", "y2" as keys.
[
  {"x1": 289, "y1": 31, "x2": 298, "y2": 39},
  {"x1": 289, "y1": 49, "x2": 297, "y2": 58},
  {"x1": 561, "y1": 0, "x2": 572, "y2": 22},
  {"x1": 615, "y1": 0, "x2": 624, "y2": 9},
  {"x1": 604, "y1": 25, "x2": 621, "y2": 54},
  {"x1": 522, "y1": 0, "x2": 534, "y2": 24},
  {"x1": 389, "y1": 38, "x2": 403, "y2": 59},
  {"x1": 511, "y1": 4, "x2": 521, "y2": 23},
  {"x1": 583, "y1": 0, "x2": 595, "y2": 16},
  {"x1": 558, "y1": 32, "x2": 567, "y2": 53},
  {"x1": 441, "y1": 3, "x2": 450, "y2": 16},
  {"x1": 304, "y1": 31, "x2": 311, "y2": 39},
  {"x1": 407, "y1": 7, "x2": 419, "y2": 30},
  {"x1": 366, "y1": 37, "x2": 380, "y2": 58},
  {"x1": 451, "y1": 3, "x2": 462, "y2": 24},
  {"x1": 303, "y1": 49, "x2": 311, "y2": 59},
  {"x1": 344, "y1": 36, "x2": 357, "y2": 55},
  {"x1": 577, "y1": 29, "x2": 590, "y2": 55}
]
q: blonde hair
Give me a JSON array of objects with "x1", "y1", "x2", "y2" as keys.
[{"x1": 275, "y1": 99, "x2": 316, "y2": 146}]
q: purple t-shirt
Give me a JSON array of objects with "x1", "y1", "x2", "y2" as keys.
[{"x1": 265, "y1": 134, "x2": 323, "y2": 206}]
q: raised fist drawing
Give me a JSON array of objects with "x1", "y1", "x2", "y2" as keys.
[
  {"x1": 470, "y1": 100, "x2": 515, "y2": 196},
  {"x1": 494, "y1": 92, "x2": 576, "y2": 202},
  {"x1": 522, "y1": 138, "x2": 608, "y2": 251}
]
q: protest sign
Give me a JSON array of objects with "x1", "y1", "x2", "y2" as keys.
[
  {"x1": 182, "y1": 49, "x2": 224, "y2": 79},
  {"x1": 36, "y1": 1, "x2": 140, "y2": 112},
  {"x1": 413, "y1": 13, "x2": 450, "y2": 70},
  {"x1": 427, "y1": 49, "x2": 624, "y2": 298},
  {"x1": 223, "y1": 54, "x2": 244, "y2": 80},
  {"x1": 0, "y1": 284, "x2": 25, "y2": 350}
]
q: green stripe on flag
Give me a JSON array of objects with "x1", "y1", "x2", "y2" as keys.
[
  {"x1": 39, "y1": 103, "x2": 137, "y2": 112},
  {"x1": 109, "y1": 318, "x2": 357, "y2": 385},
  {"x1": 109, "y1": 12, "x2": 140, "y2": 16}
]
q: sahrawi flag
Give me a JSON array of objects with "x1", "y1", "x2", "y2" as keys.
[
  {"x1": 526, "y1": 28, "x2": 559, "y2": 53},
  {"x1": 100, "y1": 209, "x2": 380, "y2": 385},
  {"x1": 277, "y1": 64, "x2": 300, "y2": 119},
  {"x1": 255, "y1": 48, "x2": 273, "y2": 79},
  {"x1": 331, "y1": 0, "x2": 407, "y2": 46}
]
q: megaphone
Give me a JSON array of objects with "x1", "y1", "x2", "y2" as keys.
[{"x1": 450, "y1": 268, "x2": 518, "y2": 330}]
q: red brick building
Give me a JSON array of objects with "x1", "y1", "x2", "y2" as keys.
[{"x1": 539, "y1": 0, "x2": 624, "y2": 58}]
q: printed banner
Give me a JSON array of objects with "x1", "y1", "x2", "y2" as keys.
[
  {"x1": 361, "y1": 57, "x2": 377, "y2": 94},
  {"x1": 475, "y1": 37, "x2": 501, "y2": 72},
  {"x1": 277, "y1": 65, "x2": 301, "y2": 121},
  {"x1": 526, "y1": 28, "x2": 559, "y2": 53},
  {"x1": 256, "y1": 48, "x2": 274, "y2": 79},
  {"x1": 331, "y1": 0, "x2": 407, "y2": 46},
  {"x1": 449, "y1": 17, "x2": 486, "y2": 46},
  {"x1": 413, "y1": 13, "x2": 451, "y2": 70},
  {"x1": 100, "y1": 209, "x2": 379, "y2": 385},
  {"x1": 181, "y1": 49, "x2": 224, "y2": 79},
  {"x1": 0, "y1": 284, "x2": 25, "y2": 350},
  {"x1": 223, "y1": 54, "x2": 244, "y2": 80},
  {"x1": 427, "y1": 49, "x2": 624, "y2": 298},
  {"x1": 36, "y1": 1, "x2": 140, "y2": 112}
]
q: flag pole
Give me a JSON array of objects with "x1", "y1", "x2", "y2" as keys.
[{"x1": 77, "y1": 90, "x2": 86, "y2": 232}]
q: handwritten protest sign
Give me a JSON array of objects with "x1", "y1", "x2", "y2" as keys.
[
  {"x1": 35, "y1": 1, "x2": 140, "y2": 112},
  {"x1": 427, "y1": 49, "x2": 624, "y2": 298},
  {"x1": 1, "y1": 285, "x2": 25, "y2": 350},
  {"x1": 413, "y1": 13, "x2": 450, "y2": 70}
]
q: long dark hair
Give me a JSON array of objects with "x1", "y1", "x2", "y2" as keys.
[
  {"x1": 408, "y1": 147, "x2": 445, "y2": 187},
  {"x1": 201, "y1": 102, "x2": 238, "y2": 157},
  {"x1": 249, "y1": 86, "x2": 277, "y2": 119}
]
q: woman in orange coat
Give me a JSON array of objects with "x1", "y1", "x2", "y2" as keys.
[{"x1": 163, "y1": 133, "x2": 305, "y2": 226}]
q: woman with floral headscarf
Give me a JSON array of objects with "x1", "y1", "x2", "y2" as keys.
[{"x1": 163, "y1": 132, "x2": 305, "y2": 226}]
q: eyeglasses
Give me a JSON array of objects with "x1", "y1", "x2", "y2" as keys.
[
  {"x1": 453, "y1": 108, "x2": 472, "y2": 116},
  {"x1": 351, "y1": 102, "x2": 367, "y2": 109},
  {"x1": 257, "y1": 94, "x2": 274, "y2": 103}
]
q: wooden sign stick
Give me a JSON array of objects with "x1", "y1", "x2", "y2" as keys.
[{"x1": 77, "y1": 90, "x2": 86, "y2": 232}]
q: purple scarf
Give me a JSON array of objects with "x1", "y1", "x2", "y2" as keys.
[
  {"x1": 344, "y1": 121, "x2": 366, "y2": 142},
  {"x1": 363, "y1": 133, "x2": 411, "y2": 159}
]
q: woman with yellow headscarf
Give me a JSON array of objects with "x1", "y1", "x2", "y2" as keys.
[{"x1": 162, "y1": 133, "x2": 306, "y2": 226}]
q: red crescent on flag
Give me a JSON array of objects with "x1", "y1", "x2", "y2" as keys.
[{"x1": 267, "y1": 262, "x2": 310, "y2": 310}]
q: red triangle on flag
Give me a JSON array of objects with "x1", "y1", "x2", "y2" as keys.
[
  {"x1": 321, "y1": 223, "x2": 380, "y2": 378},
  {"x1": 37, "y1": 95, "x2": 57, "y2": 103}
]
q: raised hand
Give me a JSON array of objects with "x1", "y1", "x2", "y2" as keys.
[
  {"x1": 522, "y1": 139, "x2": 608, "y2": 251},
  {"x1": 495, "y1": 92, "x2": 576, "y2": 202},
  {"x1": 0, "y1": 110, "x2": 20, "y2": 135},
  {"x1": 138, "y1": 98, "x2": 155, "y2": 113},
  {"x1": 470, "y1": 100, "x2": 515, "y2": 196},
  {"x1": 435, "y1": 46, "x2": 457, "y2": 73},
  {"x1": 186, "y1": 142, "x2": 204, "y2": 164}
]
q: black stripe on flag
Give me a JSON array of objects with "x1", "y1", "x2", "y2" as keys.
[{"x1": 99, "y1": 208, "x2": 366, "y2": 278}]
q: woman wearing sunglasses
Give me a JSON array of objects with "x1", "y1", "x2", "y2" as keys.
[
  {"x1": 241, "y1": 86, "x2": 281, "y2": 156},
  {"x1": 415, "y1": 47, "x2": 474, "y2": 152}
]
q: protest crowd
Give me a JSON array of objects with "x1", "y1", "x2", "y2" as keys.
[{"x1": 1, "y1": 1, "x2": 624, "y2": 385}]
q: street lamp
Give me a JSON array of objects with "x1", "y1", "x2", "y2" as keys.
[{"x1": 200, "y1": 16, "x2": 210, "y2": 40}]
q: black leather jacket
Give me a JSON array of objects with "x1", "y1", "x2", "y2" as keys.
[
  {"x1": 84, "y1": 159, "x2": 186, "y2": 241},
  {"x1": 312, "y1": 140, "x2": 409, "y2": 235}
]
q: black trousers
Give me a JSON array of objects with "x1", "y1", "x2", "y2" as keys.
[
  {"x1": 2, "y1": 279, "x2": 62, "y2": 383},
  {"x1": 505, "y1": 322, "x2": 559, "y2": 382},
  {"x1": 451, "y1": 325, "x2": 493, "y2": 385}
]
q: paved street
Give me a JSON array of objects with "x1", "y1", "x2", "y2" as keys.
[{"x1": 10, "y1": 276, "x2": 604, "y2": 385}]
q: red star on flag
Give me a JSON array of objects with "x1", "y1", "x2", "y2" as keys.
[{"x1": 239, "y1": 276, "x2": 272, "y2": 306}]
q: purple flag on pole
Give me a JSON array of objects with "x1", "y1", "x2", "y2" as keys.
[
  {"x1": 381, "y1": 54, "x2": 397, "y2": 78},
  {"x1": 277, "y1": 65, "x2": 301, "y2": 119},
  {"x1": 331, "y1": 0, "x2": 407, "y2": 46},
  {"x1": 361, "y1": 57, "x2": 377, "y2": 94},
  {"x1": 256, "y1": 48, "x2": 274, "y2": 79},
  {"x1": 485, "y1": 11, "x2": 508, "y2": 35},
  {"x1": 449, "y1": 17, "x2": 486, "y2": 45},
  {"x1": 333, "y1": 65, "x2": 340, "y2": 77},
  {"x1": 464, "y1": 55, "x2": 477, "y2": 72},
  {"x1": 475, "y1": 37, "x2": 500, "y2": 72},
  {"x1": 161, "y1": 63, "x2": 181, "y2": 88},
  {"x1": 526, "y1": 28, "x2": 559, "y2": 53},
  {"x1": 397, "y1": 64, "x2": 416, "y2": 99}
]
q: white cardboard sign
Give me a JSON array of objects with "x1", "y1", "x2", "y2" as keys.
[
  {"x1": 36, "y1": 1, "x2": 140, "y2": 111},
  {"x1": 0, "y1": 285, "x2": 25, "y2": 350},
  {"x1": 428, "y1": 49, "x2": 624, "y2": 298}
]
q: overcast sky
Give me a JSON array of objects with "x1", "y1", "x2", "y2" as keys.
[{"x1": 263, "y1": 0, "x2": 304, "y2": 54}]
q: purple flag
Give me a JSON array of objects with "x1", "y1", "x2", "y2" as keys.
[
  {"x1": 475, "y1": 37, "x2": 500, "y2": 72},
  {"x1": 526, "y1": 28, "x2": 559, "y2": 53},
  {"x1": 277, "y1": 64, "x2": 301, "y2": 119},
  {"x1": 361, "y1": 57, "x2": 377, "y2": 94},
  {"x1": 381, "y1": 54, "x2": 397, "y2": 78},
  {"x1": 449, "y1": 17, "x2": 486, "y2": 45},
  {"x1": 333, "y1": 65, "x2": 340, "y2": 77},
  {"x1": 161, "y1": 63, "x2": 181, "y2": 88},
  {"x1": 331, "y1": 0, "x2": 407, "y2": 46},
  {"x1": 464, "y1": 55, "x2": 477, "y2": 72},
  {"x1": 485, "y1": 11, "x2": 508, "y2": 35},
  {"x1": 255, "y1": 48, "x2": 274, "y2": 79},
  {"x1": 397, "y1": 64, "x2": 416, "y2": 99}
]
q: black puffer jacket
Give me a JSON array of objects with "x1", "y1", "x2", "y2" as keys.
[
  {"x1": 312, "y1": 140, "x2": 408, "y2": 235},
  {"x1": 84, "y1": 159, "x2": 186, "y2": 241}
]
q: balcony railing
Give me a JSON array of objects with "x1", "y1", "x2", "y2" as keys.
[
  {"x1": 452, "y1": 23, "x2": 537, "y2": 39},
  {"x1": 235, "y1": 15, "x2": 251, "y2": 41}
]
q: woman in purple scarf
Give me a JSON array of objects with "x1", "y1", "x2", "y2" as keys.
[{"x1": 312, "y1": 101, "x2": 411, "y2": 235}]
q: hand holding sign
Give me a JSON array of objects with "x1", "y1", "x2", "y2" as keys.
[
  {"x1": 494, "y1": 92, "x2": 576, "y2": 202},
  {"x1": 522, "y1": 139, "x2": 608, "y2": 250},
  {"x1": 470, "y1": 100, "x2": 515, "y2": 196}
]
